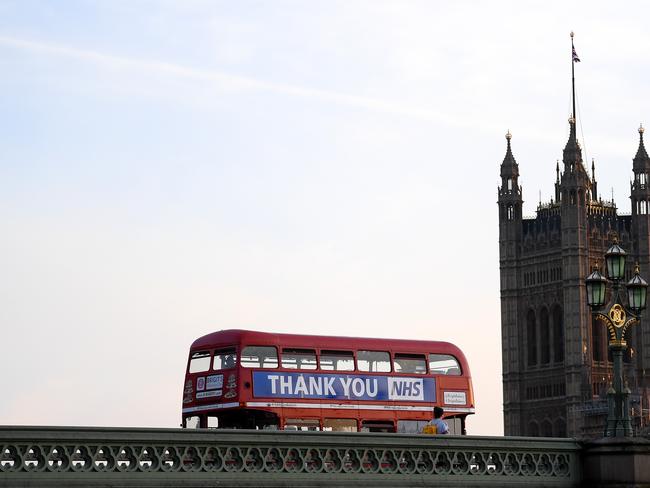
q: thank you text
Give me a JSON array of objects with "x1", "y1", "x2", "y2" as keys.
[{"x1": 253, "y1": 372, "x2": 435, "y2": 402}]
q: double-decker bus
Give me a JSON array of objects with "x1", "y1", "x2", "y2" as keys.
[{"x1": 182, "y1": 329, "x2": 474, "y2": 434}]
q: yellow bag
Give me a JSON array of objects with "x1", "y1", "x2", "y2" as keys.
[{"x1": 422, "y1": 424, "x2": 437, "y2": 435}]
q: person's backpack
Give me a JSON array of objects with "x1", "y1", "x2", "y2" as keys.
[{"x1": 422, "y1": 424, "x2": 437, "y2": 435}]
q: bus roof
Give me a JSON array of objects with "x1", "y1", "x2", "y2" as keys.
[{"x1": 190, "y1": 329, "x2": 471, "y2": 374}]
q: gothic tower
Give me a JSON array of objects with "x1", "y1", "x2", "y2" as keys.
[
  {"x1": 558, "y1": 117, "x2": 592, "y2": 436},
  {"x1": 630, "y1": 127, "x2": 650, "y2": 405},
  {"x1": 496, "y1": 34, "x2": 650, "y2": 438},
  {"x1": 496, "y1": 123, "x2": 650, "y2": 437},
  {"x1": 498, "y1": 131, "x2": 523, "y2": 435}
]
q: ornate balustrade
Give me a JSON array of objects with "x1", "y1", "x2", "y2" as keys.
[{"x1": 0, "y1": 426, "x2": 581, "y2": 487}]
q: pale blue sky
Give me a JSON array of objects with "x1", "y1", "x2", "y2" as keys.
[{"x1": 2, "y1": 1, "x2": 650, "y2": 435}]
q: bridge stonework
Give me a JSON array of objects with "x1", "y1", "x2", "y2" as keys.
[{"x1": 4, "y1": 427, "x2": 650, "y2": 487}]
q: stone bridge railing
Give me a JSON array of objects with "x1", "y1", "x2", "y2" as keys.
[{"x1": 0, "y1": 426, "x2": 583, "y2": 487}]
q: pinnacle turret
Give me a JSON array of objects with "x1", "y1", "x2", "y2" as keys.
[
  {"x1": 559, "y1": 117, "x2": 590, "y2": 195},
  {"x1": 591, "y1": 158, "x2": 598, "y2": 201},
  {"x1": 500, "y1": 130, "x2": 519, "y2": 178},
  {"x1": 562, "y1": 118, "x2": 583, "y2": 169},
  {"x1": 498, "y1": 131, "x2": 522, "y2": 210},
  {"x1": 634, "y1": 125, "x2": 650, "y2": 171}
]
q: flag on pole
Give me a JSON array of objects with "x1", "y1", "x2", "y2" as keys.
[{"x1": 572, "y1": 46, "x2": 581, "y2": 62}]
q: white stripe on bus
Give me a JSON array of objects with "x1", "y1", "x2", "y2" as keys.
[
  {"x1": 246, "y1": 402, "x2": 475, "y2": 413},
  {"x1": 182, "y1": 402, "x2": 239, "y2": 413},
  {"x1": 183, "y1": 402, "x2": 475, "y2": 414}
]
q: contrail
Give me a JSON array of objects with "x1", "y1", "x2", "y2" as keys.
[{"x1": 0, "y1": 35, "x2": 457, "y2": 125}]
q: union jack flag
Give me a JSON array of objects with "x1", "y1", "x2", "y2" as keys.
[{"x1": 572, "y1": 47, "x2": 581, "y2": 62}]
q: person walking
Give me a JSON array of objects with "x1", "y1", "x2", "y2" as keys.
[{"x1": 422, "y1": 406, "x2": 449, "y2": 434}]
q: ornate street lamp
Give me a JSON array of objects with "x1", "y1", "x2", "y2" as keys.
[
  {"x1": 605, "y1": 239, "x2": 627, "y2": 281},
  {"x1": 627, "y1": 266, "x2": 648, "y2": 313},
  {"x1": 586, "y1": 267, "x2": 607, "y2": 308},
  {"x1": 585, "y1": 238, "x2": 648, "y2": 437}
]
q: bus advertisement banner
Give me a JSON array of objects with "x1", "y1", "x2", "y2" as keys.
[{"x1": 252, "y1": 372, "x2": 436, "y2": 402}]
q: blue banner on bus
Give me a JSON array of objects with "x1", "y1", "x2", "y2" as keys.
[{"x1": 252, "y1": 372, "x2": 436, "y2": 402}]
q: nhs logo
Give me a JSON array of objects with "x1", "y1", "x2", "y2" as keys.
[{"x1": 388, "y1": 378, "x2": 425, "y2": 401}]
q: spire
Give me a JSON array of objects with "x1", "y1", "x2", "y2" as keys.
[
  {"x1": 591, "y1": 158, "x2": 595, "y2": 179},
  {"x1": 559, "y1": 32, "x2": 590, "y2": 200},
  {"x1": 555, "y1": 160, "x2": 561, "y2": 202},
  {"x1": 564, "y1": 32, "x2": 582, "y2": 168},
  {"x1": 631, "y1": 124, "x2": 650, "y2": 216},
  {"x1": 563, "y1": 115, "x2": 583, "y2": 168},
  {"x1": 501, "y1": 130, "x2": 518, "y2": 177},
  {"x1": 498, "y1": 130, "x2": 522, "y2": 221},
  {"x1": 634, "y1": 124, "x2": 650, "y2": 169},
  {"x1": 591, "y1": 158, "x2": 598, "y2": 201},
  {"x1": 562, "y1": 32, "x2": 587, "y2": 178}
]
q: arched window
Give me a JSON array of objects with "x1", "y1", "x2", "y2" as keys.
[
  {"x1": 554, "y1": 418, "x2": 567, "y2": 438},
  {"x1": 527, "y1": 310, "x2": 537, "y2": 367},
  {"x1": 541, "y1": 420, "x2": 553, "y2": 437},
  {"x1": 540, "y1": 307, "x2": 550, "y2": 364},
  {"x1": 553, "y1": 305, "x2": 564, "y2": 363},
  {"x1": 528, "y1": 421, "x2": 539, "y2": 437}
]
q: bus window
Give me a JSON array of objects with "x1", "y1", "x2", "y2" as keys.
[
  {"x1": 185, "y1": 416, "x2": 201, "y2": 429},
  {"x1": 361, "y1": 421, "x2": 395, "y2": 433},
  {"x1": 397, "y1": 420, "x2": 429, "y2": 434},
  {"x1": 241, "y1": 346, "x2": 278, "y2": 368},
  {"x1": 320, "y1": 350, "x2": 354, "y2": 371},
  {"x1": 393, "y1": 353, "x2": 427, "y2": 374},
  {"x1": 323, "y1": 419, "x2": 357, "y2": 432},
  {"x1": 446, "y1": 417, "x2": 462, "y2": 435},
  {"x1": 282, "y1": 348, "x2": 317, "y2": 370},
  {"x1": 213, "y1": 347, "x2": 237, "y2": 370},
  {"x1": 357, "y1": 350, "x2": 391, "y2": 372},
  {"x1": 189, "y1": 351, "x2": 211, "y2": 373},
  {"x1": 285, "y1": 419, "x2": 320, "y2": 431},
  {"x1": 429, "y1": 353, "x2": 461, "y2": 375}
]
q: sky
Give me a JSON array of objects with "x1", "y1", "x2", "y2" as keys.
[{"x1": 2, "y1": 0, "x2": 650, "y2": 437}]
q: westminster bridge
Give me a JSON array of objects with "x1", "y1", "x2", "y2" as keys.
[{"x1": 2, "y1": 426, "x2": 650, "y2": 487}]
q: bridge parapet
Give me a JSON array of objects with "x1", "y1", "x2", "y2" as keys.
[{"x1": 0, "y1": 426, "x2": 580, "y2": 487}]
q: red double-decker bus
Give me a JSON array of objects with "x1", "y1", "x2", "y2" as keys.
[{"x1": 182, "y1": 329, "x2": 474, "y2": 434}]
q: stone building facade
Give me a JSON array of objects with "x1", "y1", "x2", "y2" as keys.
[{"x1": 498, "y1": 119, "x2": 650, "y2": 438}]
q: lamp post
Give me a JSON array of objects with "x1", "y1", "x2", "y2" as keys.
[{"x1": 585, "y1": 238, "x2": 648, "y2": 437}]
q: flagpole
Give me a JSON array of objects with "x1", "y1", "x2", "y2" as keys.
[{"x1": 571, "y1": 31, "x2": 576, "y2": 124}]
